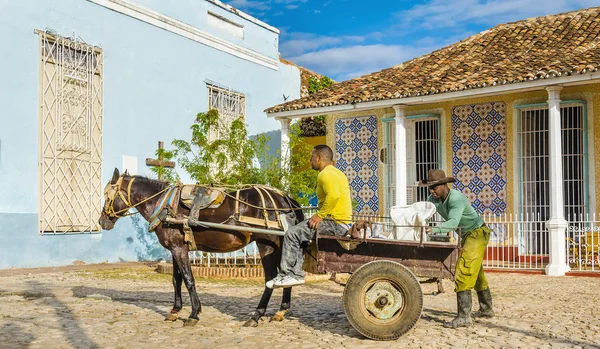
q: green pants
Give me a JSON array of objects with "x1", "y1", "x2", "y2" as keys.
[{"x1": 455, "y1": 225, "x2": 492, "y2": 292}]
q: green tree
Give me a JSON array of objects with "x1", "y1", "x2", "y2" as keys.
[
  {"x1": 167, "y1": 109, "x2": 317, "y2": 205},
  {"x1": 148, "y1": 146, "x2": 179, "y2": 183}
]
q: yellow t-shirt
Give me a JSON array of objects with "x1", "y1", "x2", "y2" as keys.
[{"x1": 316, "y1": 165, "x2": 352, "y2": 224}]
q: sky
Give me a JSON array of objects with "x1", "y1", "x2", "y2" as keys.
[{"x1": 222, "y1": 0, "x2": 599, "y2": 82}]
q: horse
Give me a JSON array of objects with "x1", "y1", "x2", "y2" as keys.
[{"x1": 98, "y1": 168, "x2": 304, "y2": 327}]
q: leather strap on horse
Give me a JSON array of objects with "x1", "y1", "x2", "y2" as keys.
[
  {"x1": 234, "y1": 186, "x2": 282, "y2": 230},
  {"x1": 148, "y1": 185, "x2": 179, "y2": 232},
  {"x1": 182, "y1": 219, "x2": 197, "y2": 251}
]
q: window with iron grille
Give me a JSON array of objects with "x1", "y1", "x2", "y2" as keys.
[
  {"x1": 37, "y1": 31, "x2": 103, "y2": 234},
  {"x1": 518, "y1": 102, "x2": 588, "y2": 252},
  {"x1": 207, "y1": 83, "x2": 246, "y2": 141},
  {"x1": 382, "y1": 116, "x2": 440, "y2": 214}
]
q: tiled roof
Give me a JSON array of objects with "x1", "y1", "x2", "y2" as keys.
[{"x1": 266, "y1": 6, "x2": 600, "y2": 114}]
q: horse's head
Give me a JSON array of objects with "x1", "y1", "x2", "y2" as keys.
[{"x1": 99, "y1": 168, "x2": 134, "y2": 230}]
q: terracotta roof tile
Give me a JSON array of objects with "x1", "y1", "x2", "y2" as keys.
[{"x1": 266, "y1": 6, "x2": 600, "y2": 113}]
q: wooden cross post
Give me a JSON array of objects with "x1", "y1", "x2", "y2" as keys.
[{"x1": 146, "y1": 141, "x2": 175, "y2": 180}]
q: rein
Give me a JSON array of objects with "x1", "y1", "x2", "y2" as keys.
[{"x1": 104, "y1": 176, "x2": 171, "y2": 218}]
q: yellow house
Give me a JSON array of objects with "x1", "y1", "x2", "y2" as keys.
[{"x1": 266, "y1": 7, "x2": 600, "y2": 275}]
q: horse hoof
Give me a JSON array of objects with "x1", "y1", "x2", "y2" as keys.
[
  {"x1": 164, "y1": 313, "x2": 179, "y2": 322},
  {"x1": 183, "y1": 318, "x2": 199, "y2": 327},
  {"x1": 242, "y1": 318, "x2": 259, "y2": 327},
  {"x1": 270, "y1": 310, "x2": 288, "y2": 322}
]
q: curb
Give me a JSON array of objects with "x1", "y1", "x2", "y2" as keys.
[{"x1": 156, "y1": 263, "x2": 332, "y2": 281}]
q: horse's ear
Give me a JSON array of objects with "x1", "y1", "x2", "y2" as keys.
[
  {"x1": 111, "y1": 168, "x2": 120, "y2": 184},
  {"x1": 124, "y1": 169, "x2": 129, "y2": 176}
]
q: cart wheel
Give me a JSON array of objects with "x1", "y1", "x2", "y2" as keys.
[{"x1": 343, "y1": 260, "x2": 423, "y2": 340}]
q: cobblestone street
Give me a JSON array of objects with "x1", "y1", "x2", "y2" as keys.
[{"x1": 1, "y1": 263, "x2": 599, "y2": 349}]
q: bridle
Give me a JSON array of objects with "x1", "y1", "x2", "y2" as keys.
[{"x1": 103, "y1": 175, "x2": 169, "y2": 219}]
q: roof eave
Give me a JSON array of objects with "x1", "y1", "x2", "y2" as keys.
[{"x1": 267, "y1": 72, "x2": 600, "y2": 119}]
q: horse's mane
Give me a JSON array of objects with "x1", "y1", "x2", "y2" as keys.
[{"x1": 129, "y1": 175, "x2": 169, "y2": 192}]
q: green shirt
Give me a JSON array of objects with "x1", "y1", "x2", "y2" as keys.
[{"x1": 428, "y1": 189, "x2": 484, "y2": 236}]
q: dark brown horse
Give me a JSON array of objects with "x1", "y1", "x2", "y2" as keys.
[{"x1": 98, "y1": 168, "x2": 304, "y2": 327}]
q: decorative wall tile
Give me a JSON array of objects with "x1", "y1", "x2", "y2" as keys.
[
  {"x1": 451, "y1": 102, "x2": 507, "y2": 215},
  {"x1": 335, "y1": 115, "x2": 378, "y2": 215}
]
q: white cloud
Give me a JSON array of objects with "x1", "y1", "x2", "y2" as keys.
[
  {"x1": 288, "y1": 44, "x2": 438, "y2": 81},
  {"x1": 279, "y1": 33, "x2": 366, "y2": 57},
  {"x1": 286, "y1": 4, "x2": 299, "y2": 9},
  {"x1": 396, "y1": 0, "x2": 599, "y2": 29}
]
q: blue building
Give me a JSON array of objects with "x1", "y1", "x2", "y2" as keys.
[{"x1": 0, "y1": 0, "x2": 304, "y2": 268}]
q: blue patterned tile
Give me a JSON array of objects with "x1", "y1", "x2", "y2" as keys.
[
  {"x1": 489, "y1": 174, "x2": 506, "y2": 193},
  {"x1": 368, "y1": 195, "x2": 379, "y2": 211},
  {"x1": 355, "y1": 196, "x2": 366, "y2": 212},
  {"x1": 467, "y1": 133, "x2": 483, "y2": 151},
  {"x1": 336, "y1": 157, "x2": 348, "y2": 172},
  {"x1": 487, "y1": 152, "x2": 504, "y2": 171},
  {"x1": 365, "y1": 136, "x2": 377, "y2": 152},
  {"x1": 472, "y1": 198, "x2": 484, "y2": 213},
  {"x1": 453, "y1": 156, "x2": 465, "y2": 171},
  {"x1": 452, "y1": 103, "x2": 507, "y2": 216},
  {"x1": 467, "y1": 155, "x2": 484, "y2": 172},
  {"x1": 335, "y1": 121, "x2": 346, "y2": 135},
  {"x1": 365, "y1": 117, "x2": 377, "y2": 132},
  {"x1": 486, "y1": 131, "x2": 503, "y2": 149},
  {"x1": 487, "y1": 108, "x2": 503, "y2": 127},
  {"x1": 492, "y1": 197, "x2": 506, "y2": 214},
  {"x1": 466, "y1": 111, "x2": 482, "y2": 129},
  {"x1": 366, "y1": 156, "x2": 378, "y2": 171},
  {"x1": 350, "y1": 176, "x2": 364, "y2": 192},
  {"x1": 453, "y1": 181, "x2": 465, "y2": 191},
  {"x1": 451, "y1": 114, "x2": 462, "y2": 132},
  {"x1": 350, "y1": 156, "x2": 364, "y2": 172},
  {"x1": 335, "y1": 138, "x2": 347, "y2": 154},
  {"x1": 350, "y1": 138, "x2": 364, "y2": 153},
  {"x1": 367, "y1": 175, "x2": 378, "y2": 191},
  {"x1": 350, "y1": 119, "x2": 363, "y2": 134},
  {"x1": 335, "y1": 115, "x2": 378, "y2": 214}
]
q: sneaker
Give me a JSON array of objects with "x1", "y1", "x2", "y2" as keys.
[
  {"x1": 273, "y1": 275, "x2": 305, "y2": 288},
  {"x1": 266, "y1": 274, "x2": 284, "y2": 289}
]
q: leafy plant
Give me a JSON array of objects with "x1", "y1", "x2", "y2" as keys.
[
  {"x1": 166, "y1": 109, "x2": 317, "y2": 205},
  {"x1": 302, "y1": 76, "x2": 334, "y2": 137},
  {"x1": 307, "y1": 76, "x2": 334, "y2": 94},
  {"x1": 148, "y1": 147, "x2": 179, "y2": 184}
]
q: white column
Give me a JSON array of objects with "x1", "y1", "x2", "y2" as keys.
[
  {"x1": 278, "y1": 117, "x2": 291, "y2": 171},
  {"x1": 393, "y1": 105, "x2": 407, "y2": 207},
  {"x1": 545, "y1": 86, "x2": 570, "y2": 276}
]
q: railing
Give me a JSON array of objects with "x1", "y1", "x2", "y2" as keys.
[
  {"x1": 483, "y1": 213, "x2": 600, "y2": 272},
  {"x1": 482, "y1": 213, "x2": 548, "y2": 270},
  {"x1": 566, "y1": 213, "x2": 600, "y2": 272}
]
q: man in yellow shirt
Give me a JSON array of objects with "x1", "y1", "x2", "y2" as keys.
[{"x1": 267, "y1": 144, "x2": 352, "y2": 288}]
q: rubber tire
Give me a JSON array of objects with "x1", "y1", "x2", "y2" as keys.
[{"x1": 343, "y1": 260, "x2": 423, "y2": 340}]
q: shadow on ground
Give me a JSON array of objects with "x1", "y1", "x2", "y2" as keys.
[{"x1": 71, "y1": 284, "x2": 360, "y2": 338}]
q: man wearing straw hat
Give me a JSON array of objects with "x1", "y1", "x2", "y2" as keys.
[{"x1": 419, "y1": 169, "x2": 495, "y2": 328}]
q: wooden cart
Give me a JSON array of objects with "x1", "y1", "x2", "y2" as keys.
[{"x1": 303, "y1": 227, "x2": 460, "y2": 341}]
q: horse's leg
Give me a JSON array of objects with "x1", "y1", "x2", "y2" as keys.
[
  {"x1": 271, "y1": 287, "x2": 292, "y2": 322},
  {"x1": 243, "y1": 239, "x2": 278, "y2": 327},
  {"x1": 172, "y1": 245, "x2": 202, "y2": 327},
  {"x1": 165, "y1": 254, "x2": 183, "y2": 322}
]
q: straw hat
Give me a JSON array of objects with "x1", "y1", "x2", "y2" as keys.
[{"x1": 418, "y1": 169, "x2": 456, "y2": 187}]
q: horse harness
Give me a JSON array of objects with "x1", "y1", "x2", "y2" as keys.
[
  {"x1": 103, "y1": 176, "x2": 169, "y2": 219},
  {"x1": 106, "y1": 176, "x2": 292, "y2": 251}
]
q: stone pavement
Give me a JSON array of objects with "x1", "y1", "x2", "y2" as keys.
[{"x1": 0, "y1": 263, "x2": 599, "y2": 349}]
